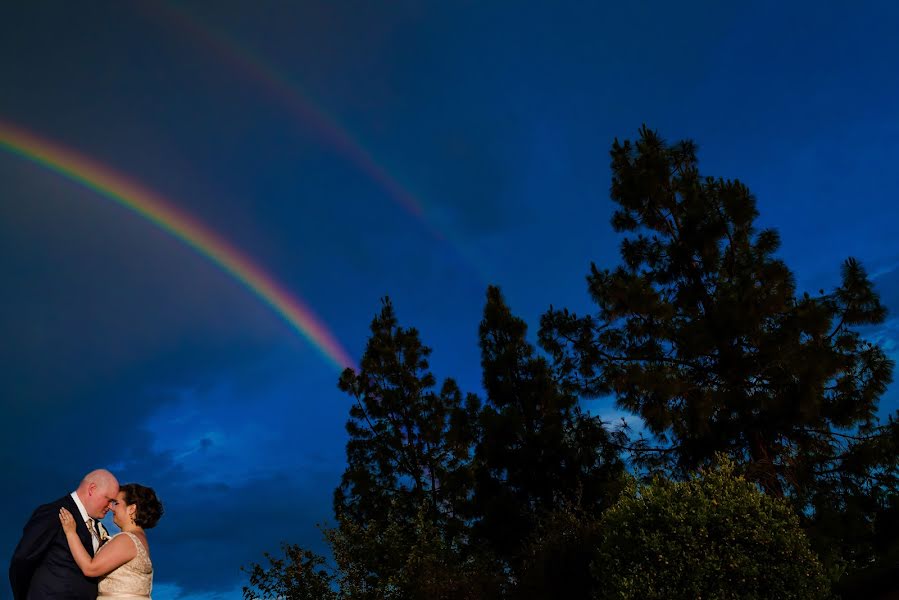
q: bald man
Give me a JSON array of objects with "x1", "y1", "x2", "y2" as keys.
[{"x1": 9, "y1": 470, "x2": 119, "y2": 600}]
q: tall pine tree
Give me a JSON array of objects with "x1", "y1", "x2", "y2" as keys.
[
  {"x1": 473, "y1": 286, "x2": 624, "y2": 594},
  {"x1": 538, "y1": 127, "x2": 899, "y2": 582},
  {"x1": 332, "y1": 298, "x2": 481, "y2": 598}
]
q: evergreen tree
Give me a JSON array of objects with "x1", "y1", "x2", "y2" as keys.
[
  {"x1": 241, "y1": 544, "x2": 337, "y2": 600},
  {"x1": 473, "y1": 286, "x2": 624, "y2": 591},
  {"x1": 538, "y1": 127, "x2": 899, "y2": 580},
  {"x1": 332, "y1": 298, "x2": 479, "y2": 596}
]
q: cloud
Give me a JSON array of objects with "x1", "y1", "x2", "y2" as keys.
[
  {"x1": 146, "y1": 469, "x2": 336, "y2": 595},
  {"x1": 0, "y1": 162, "x2": 354, "y2": 599},
  {"x1": 0, "y1": 297, "x2": 346, "y2": 600},
  {"x1": 2, "y1": 373, "x2": 346, "y2": 599},
  {"x1": 872, "y1": 263, "x2": 899, "y2": 321}
]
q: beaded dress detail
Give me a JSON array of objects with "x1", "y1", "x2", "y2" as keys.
[{"x1": 97, "y1": 532, "x2": 153, "y2": 598}]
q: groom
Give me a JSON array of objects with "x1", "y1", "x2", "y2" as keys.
[{"x1": 9, "y1": 469, "x2": 119, "y2": 600}]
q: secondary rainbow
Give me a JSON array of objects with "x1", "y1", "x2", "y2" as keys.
[
  {"x1": 142, "y1": 2, "x2": 490, "y2": 283},
  {"x1": 148, "y1": 2, "x2": 428, "y2": 222},
  {"x1": 0, "y1": 120, "x2": 356, "y2": 372}
]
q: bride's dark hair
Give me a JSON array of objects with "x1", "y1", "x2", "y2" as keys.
[{"x1": 120, "y1": 484, "x2": 164, "y2": 529}]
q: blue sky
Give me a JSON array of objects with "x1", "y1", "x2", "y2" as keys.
[{"x1": 3, "y1": 1, "x2": 899, "y2": 598}]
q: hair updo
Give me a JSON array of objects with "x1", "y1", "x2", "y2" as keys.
[{"x1": 120, "y1": 483, "x2": 164, "y2": 529}]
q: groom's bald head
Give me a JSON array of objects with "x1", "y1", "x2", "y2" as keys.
[{"x1": 76, "y1": 469, "x2": 120, "y2": 519}]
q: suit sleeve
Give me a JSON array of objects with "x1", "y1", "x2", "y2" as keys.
[{"x1": 9, "y1": 503, "x2": 59, "y2": 600}]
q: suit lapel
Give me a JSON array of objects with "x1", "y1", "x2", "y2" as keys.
[{"x1": 62, "y1": 495, "x2": 95, "y2": 557}]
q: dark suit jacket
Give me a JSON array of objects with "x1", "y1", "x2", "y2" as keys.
[{"x1": 8, "y1": 495, "x2": 98, "y2": 600}]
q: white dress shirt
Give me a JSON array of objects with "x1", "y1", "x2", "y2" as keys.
[{"x1": 70, "y1": 491, "x2": 99, "y2": 553}]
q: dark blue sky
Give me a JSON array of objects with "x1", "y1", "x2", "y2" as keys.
[{"x1": 3, "y1": 2, "x2": 899, "y2": 598}]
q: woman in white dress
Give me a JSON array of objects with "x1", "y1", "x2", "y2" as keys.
[{"x1": 59, "y1": 483, "x2": 163, "y2": 599}]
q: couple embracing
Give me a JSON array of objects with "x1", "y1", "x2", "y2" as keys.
[{"x1": 9, "y1": 469, "x2": 163, "y2": 599}]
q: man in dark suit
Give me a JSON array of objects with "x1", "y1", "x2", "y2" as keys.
[{"x1": 9, "y1": 469, "x2": 119, "y2": 600}]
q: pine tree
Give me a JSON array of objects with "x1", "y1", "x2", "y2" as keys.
[
  {"x1": 473, "y1": 286, "x2": 624, "y2": 593},
  {"x1": 538, "y1": 127, "x2": 899, "y2": 580},
  {"x1": 332, "y1": 298, "x2": 480, "y2": 597}
]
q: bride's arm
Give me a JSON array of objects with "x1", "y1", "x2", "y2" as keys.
[{"x1": 59, "y1": 508, "x2": 136, "y2": 577}]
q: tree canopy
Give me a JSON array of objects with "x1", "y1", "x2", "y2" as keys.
[{"x1": 539, "y1": 127, "x2": 899, "y2": 580}]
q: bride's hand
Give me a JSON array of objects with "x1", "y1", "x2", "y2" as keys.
[{"x1": 59, "y1": 507, "x2": 77, "y2": 534}]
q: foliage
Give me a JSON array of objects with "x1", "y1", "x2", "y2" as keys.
[
  {"x1": 515, "y1": 500, "x2": 605, "y2": 599},
  {"x1": 241, "y1": 543, "x2": 336, "y2": 600},
  {"x1": 593, "y1": 458, "x2": 832, "y2": 599},
  {"x1": 471, "y1": 286, "x2": 625, "y2": 582},
  {"x1": 331, "y1": 298, "x2": 480, "y2": 595},
  {"x1": 538, "y1": 126, "x2": 899, "y2": 579},
  {"x1": 327, "y1": 499, "x2": 504, "y2": 600},
  {"x1": 806, "y1": 416, "x2": 899, "y2": 592}
]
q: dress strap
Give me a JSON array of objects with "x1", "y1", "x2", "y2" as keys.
[{"x1": 122, "y1": 532, "x2": 147, "y2": 555}]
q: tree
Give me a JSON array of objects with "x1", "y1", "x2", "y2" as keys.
[
  {"x1": 593, "y1": 458, "x2": 832, "y2": 599},
  {"x1": 332, "y1": 298, "x2": 479, "y2": 597},
  {"x1": 242, "y1": 543, "x2": 337, "y2": 600},
  {"x1": 539, "y1": 127, "x2": 899, "y2": 578},
  {"x1": 327, "y1": 499, "x2": 504, "y2": 600},
  {"x1": 515, "y1": 500, "x2": 605, "y2": 599},
  {"x1": 472, "y1": 286, "x2": 625, "y2": 591}
]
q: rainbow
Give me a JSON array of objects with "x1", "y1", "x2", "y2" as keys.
[
  {"x1": 146, "y1": 2, "x2": 429, "y2": 221},
  {"x1": 0, "y1": 120, "x2": 356, "y2": 372},
  {"x1": 140, "y1": 2, "x2": 491, "y2": 283}
]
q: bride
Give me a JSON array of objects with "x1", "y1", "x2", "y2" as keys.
[{"x1": 59, "y1": 483, "x2": 163, "y2": 599}]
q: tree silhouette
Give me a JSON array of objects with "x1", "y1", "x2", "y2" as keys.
[
  {"x1": 246, "y1": 127, "x2": 899, "y2": 598},
  {"x1": 539, "y1": 126, "x2": 899, "y2": 581},
  {"x1": 332, "y1": 298, "x2": 480, "y2": 597},
  {"x1": 472, "y1": 286, "x2": 624, "y2": 593}
]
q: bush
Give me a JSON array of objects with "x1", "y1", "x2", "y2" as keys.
[
  {"x1": 593, "y1": 458, "x2": 832, "y2": 599},
  {"x1": 516, "y1": 502, "x2": 605, "y2": 599}
]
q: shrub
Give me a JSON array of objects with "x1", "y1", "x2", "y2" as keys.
[{"x1": 593, "y1": 458, "x2": 832, "y2": 599}]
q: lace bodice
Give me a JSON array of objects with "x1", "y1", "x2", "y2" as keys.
[{"x1": 97, "y1": 532, "x2": 153, "y2": 597}]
